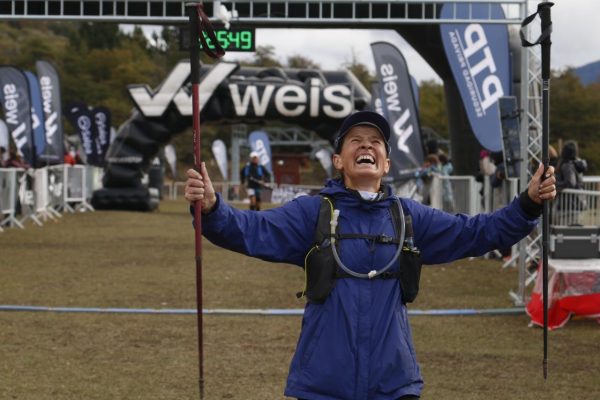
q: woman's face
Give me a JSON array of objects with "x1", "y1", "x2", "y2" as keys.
[{"x1": 332, "y1": 126, "x2": 390, "y2": 190}]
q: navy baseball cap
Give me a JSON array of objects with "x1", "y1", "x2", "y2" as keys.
[{"x1": 334, "y1": 111, "x2": 391, "y2": 154}]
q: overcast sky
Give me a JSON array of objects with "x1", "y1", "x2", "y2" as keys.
[{"x1": 133, "y1": 0, "x2": 599, "y2": 83}]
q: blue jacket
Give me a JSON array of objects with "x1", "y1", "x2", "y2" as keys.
[{"x1": 201, "y1": 179, "x2": 539, "y2": 399}]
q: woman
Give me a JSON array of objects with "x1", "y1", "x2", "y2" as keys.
[{"x1": 185, "y1": 111, "x2": 556, "y2": 399}]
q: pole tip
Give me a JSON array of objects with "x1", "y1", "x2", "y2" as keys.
[{"x1": 543, "y1": 359, "x2": 548, "y2": 380}]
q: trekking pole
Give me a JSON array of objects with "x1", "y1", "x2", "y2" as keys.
[
  {"x1": 186, "y1": 3, "x2": 224, "y2": 398},
  {"x1": 520, "y1": 0, "x2": 554, "y2": 380}
]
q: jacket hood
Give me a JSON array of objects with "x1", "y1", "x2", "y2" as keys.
[
  {"x1": 320, "y1": 178, "x2": 396, "y2": 207},
  {"x1": 561, "y1": 141, "x2": 577, "y2": 160}
]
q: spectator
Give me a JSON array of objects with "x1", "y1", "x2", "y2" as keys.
[
  {"x1": 0, "y1": 146, "x2": 7, "y2": 167},
  {"x1": 555, "y1": 141, "x2": 587, "y2": 224},
  {"x1": 6, "y1": 149, "x2": 30, "y2": 169},
  {"x1": 64, "y1": 146, "x2": 77, "y2": 166},
  {"x1": 556, "y1": 141, "x2": 586, "y2": 190},
  {"x1": 478, "y1": 150, "x2": 497, "y2": 181},
  {"x1": 416, "y1": 154, "x2": 440, "y2": 205},
  {"x1": 438, "y1": 152, "x2": 454, "y2": 212},
  {"x1": 549, "y1": 145, "x2": 558, "y2": 168}
]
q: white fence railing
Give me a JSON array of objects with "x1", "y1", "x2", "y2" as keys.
[
  {"x1": 582, "y1": 176, "x2": 600, "y2": 192},
  {"x1": 552, "y1": 188, "x2": 600, "y2": 226},
  {"x1": 430, "y1": 175, "x2": 482, "y2": 215},
  {"x1": 162, "y1": 175, "x2": 600, "y2": 219},
  {"x1": 163, "y1": 180, "x2": 323, "y2": 204},
  {"x1": 0, "y1": 168, "x2": 24, "y2": 230},
  {"x1": 0, "y1": 164, "x2": 101, "y2": 233}
]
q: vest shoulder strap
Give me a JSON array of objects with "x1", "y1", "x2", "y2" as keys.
[
  {"x1": 315, "y1": 195, "x2": 408, "y2": 245},
  {"x1": 314, "y1": 196, "x2": 334, "y2": 245}
]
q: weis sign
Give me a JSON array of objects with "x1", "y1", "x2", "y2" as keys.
[{"x1": 128, "y1": 61, "x2": 361, "y2": 135}]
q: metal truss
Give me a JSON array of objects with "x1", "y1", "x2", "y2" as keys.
[
  {"x1": 509, "y1": 6, "x2": 543, "y2": 305},
  {"x1": 230, "y1": 124, "x2": 331, "y2": 183},
  {"x1": 1, "y1": 0, "x2": 524, "y2": 24}
]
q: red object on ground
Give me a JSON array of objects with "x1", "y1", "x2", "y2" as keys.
[{"x1": 527, "y1": 259, "x2": 600, "y2": 329}]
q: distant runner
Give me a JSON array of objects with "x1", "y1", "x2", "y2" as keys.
[{"x1": 240, "y1": 151, "x2": 271, "y2": 211}]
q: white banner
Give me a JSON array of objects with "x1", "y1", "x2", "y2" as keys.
[
  {"x1": 211, "y1": 139, "x2": 228, "y2": 180},
  {"x1": 315, "y1": 148, "x2": 332, "y2": 178},
  {"x1": 0, "y1": 119, "x2": 8, "y2": 163}
]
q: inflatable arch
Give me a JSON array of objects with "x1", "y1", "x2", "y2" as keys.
[{"x1": 92, "y1": 61, "x2": 371, "y2": 210}]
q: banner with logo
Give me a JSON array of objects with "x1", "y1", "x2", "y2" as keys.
[
  {"x1": 0, "y1": 66, "x2": 35, "y2": 166},
  {"x1": 211, "y1": 139, "x2": 228, "y2": 180},
  {"x1": 371, "y1": 42, "x2": 424, "y2": 180},
  {"x1": 372, "y1": 77, "x2": 419, "y2": 114},
  {"x1": 92, "y1": 106, "x2": 112, "y2": 165},
  {"x1": 24, "y1": 71, "x2": 49, "y2": 165},
  {"x1": 410, "y1": 76, "x2": 420, "y2": 108},
  {"x1": 440, "y1": 3, "x2": 510, "y2": 152},
  {"x1": 35, "y1": 61, "x2": 65, "y2": 162},
  {"x1": 127, "y1": 61, "x2": 362, "y2": 140},
  {"x1": 315, "y1": 148, "x2": 333, "y2": 178},
  {"x1": 65, "y1": 103, "x2": 102, "y2": 166},
  {"x1": 164, "y1": 144, "x2": 178, "y2": 179},
  {"x1": 248, "y1": 130, "x2": 272, "y2": 173}
]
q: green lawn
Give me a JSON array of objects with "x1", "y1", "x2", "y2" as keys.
[{"x1": 1, "y1": 199, "x2": 599, "y2": 399}]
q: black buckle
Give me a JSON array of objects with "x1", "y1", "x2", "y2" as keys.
[{"x1": 377, "y1": 234, "x2": 393, "y2": 243}]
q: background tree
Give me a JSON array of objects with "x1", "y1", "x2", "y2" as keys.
[
  {"x1": 287, "y1": 54, "x2": 320, "y2": 69},
  {"x1": 551, "y1": 69, "x2": 600, "y2": 172},
  {"x1": 418, "y1": 80, "x2": 448, "y2": 139},
  {"x1": 247, "y1": 45, "x2": 282, "y2": 67},
  {"x1": 342, "y1": 49, "x2": 374, "y2": 89}
]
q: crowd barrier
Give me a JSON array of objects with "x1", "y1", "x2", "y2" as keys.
[
  {"x1": 429, "y1": 175, "x2": 481, "y2": 215},
  {"x1": 0, "y1": 164, "x2": 99, "y2": 233},
  {"x1": 552, "y1": 188, "x2": 600, "y2": 226},
  {"x1": 582, "y1": 176, "x2": 600, "y2": 192},
  {"x1": 0, "y1": 168, "x2": 25, "y2": 230},
  {"x1": 163, "y1": 180, "x2": 323, "y2": 204},
  {"x1": 6, "y1": 170, "x2": 596, "y2": 231}
]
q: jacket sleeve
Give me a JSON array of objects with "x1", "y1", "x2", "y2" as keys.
[
  {"x1": 557, "y1": 162, "x2": 578, "y2": 190},
  {"x1": 405, "y1": 196, "x2": 539, "y2": 265},
  {"x1": 199, "y1": 194, "x2": 319, "y2": 267}
]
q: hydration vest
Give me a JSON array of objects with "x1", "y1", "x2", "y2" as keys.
[
  {"x1": 243, "y1": 164, "x2": 264, "y2": 179},
  {"x1": 297, "y1": 196, "x2": 422, "y2": 304}
]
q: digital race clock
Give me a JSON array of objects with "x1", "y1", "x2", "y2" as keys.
[
  {"x1": 200, "y1": 27, "x2": 256, "y2": 52},
  {"x1": 180, "y1": 26, "x2": 255, "y2": 52}
]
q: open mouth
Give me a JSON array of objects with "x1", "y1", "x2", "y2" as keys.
[{"x1": 356, "y1": 154, "x2": 375, "y2": 165}]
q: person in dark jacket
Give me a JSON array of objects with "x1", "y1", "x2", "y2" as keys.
[
  {"x1": 0, "y1": 146, "x2": 7, "y2": 167},
  {"x1": 240, "y1": 151, "x2": 271, "y2": 210},
  {"x1": 556, "y1": 141, "x2": 587, "y2": 190},
  {"x1": 184, "y1": 111, "x2": 556, "y2": 400},
  {"x1": 554, "y1": 141, "x2": 587, "y2": 223}
]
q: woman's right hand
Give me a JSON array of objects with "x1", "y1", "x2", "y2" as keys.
[{"x1": 184, "y1": 162, "x2": 217, "y2": 213}]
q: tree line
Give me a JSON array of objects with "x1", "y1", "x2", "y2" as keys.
[{"x1": 0, "y1": 21, "x2": 597, "y2": 173}]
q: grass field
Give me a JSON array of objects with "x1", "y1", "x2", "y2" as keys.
[{"x1": 1, "y1": 199, "x2": 599, "y2": 399}]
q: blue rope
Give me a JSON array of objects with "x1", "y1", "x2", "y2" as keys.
[{"x1": 0, "y1": 304, "x2": 525, "y2": 316}]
